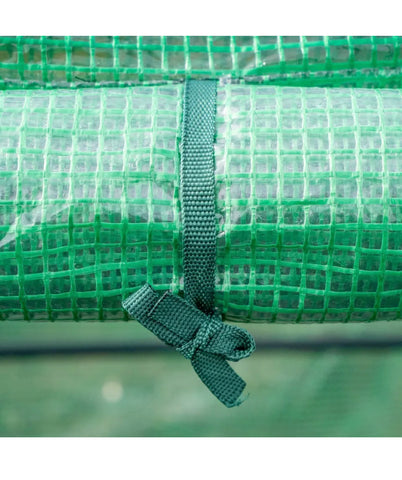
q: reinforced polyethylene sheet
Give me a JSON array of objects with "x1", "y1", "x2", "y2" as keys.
[
  {"x1": 0, "y1": 84, "x2": 401, "y2": 322},
  {"x1": 0, "y1": 36, "x2": 401, "y2": 89},
  {"x1": 214, "y1": 85, "x2": 402, "y2": 322}
]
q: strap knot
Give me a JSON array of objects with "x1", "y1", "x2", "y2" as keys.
[
  {"x1": 177, "y1": 313, "x2": 223, "y2": 360},
  {"x1": 122, "y1": 283, "x2": 256, "y2": 408}
]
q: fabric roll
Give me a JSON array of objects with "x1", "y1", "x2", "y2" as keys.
[
  {"x1": 0, "y1": 36, "x2": 401, "y2": 89},
  {"x1": 0, "y1": 85, "x2": 401, "y2": 322}
]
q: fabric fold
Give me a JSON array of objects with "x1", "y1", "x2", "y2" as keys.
[{"x1": 122, "y1": 283, "x2": 255, "y2": 407}]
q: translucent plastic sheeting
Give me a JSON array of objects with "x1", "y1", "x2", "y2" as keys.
[
  {"x1": 0, "y1": 85, "x2": 401, "y2": 322},
  {"x1": 0, "y1": 36, "x2": 402, "y2": 89},
  {"x1": 0, "y1": 86, "x2": 183, "y2": 321},
  {"x1": 214, "y1": 86, "x2": 402, "y2": 322}
]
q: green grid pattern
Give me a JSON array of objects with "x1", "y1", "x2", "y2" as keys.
[
  {"x1": 0, "y1": 86, "x2": 183, "y2": 320},
  {"x1": 0, "y1": 85, "x2": 401, "y2": 322},
  {"x1": 214, "y1": 85, "x2": 402, "y2": 323},
  {"x1": 0, "y1": 36, "x2": 401, "y2": 89}
]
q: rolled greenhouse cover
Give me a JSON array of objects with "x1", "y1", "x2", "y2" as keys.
[
  {"x1": 0, "y1": 36, "x2": 401, "y2": 89},
  {"x1": 0, "y1": 84, "x2": 401, "y2": 322}
]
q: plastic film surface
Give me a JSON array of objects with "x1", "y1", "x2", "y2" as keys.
[
  {"x1": 214, "y1": 85, "x2": 402, "y2": 323},
  {"x1": 1, "y1": 36, "x2": 401, "y2": 89},
  {"x1": 0, "y1": 86, "x2": 183, "y2": 320},
  {"x1": 0, "y1": 84, "x2": 401, "y2": 322}
]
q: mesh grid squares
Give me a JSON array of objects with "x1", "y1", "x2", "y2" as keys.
[
  {"x1": 0, "y1": 36, "x2": 401, "y2": 89},
  {"x1": 214, "y1": 85, "x2": 402, "y2": 322},
  {"x1": 0, "y1": 86, "x2": 183, "y2": 320},
  {"x1": 0, "y1": 44, "x2": 401, "y2": 322}
]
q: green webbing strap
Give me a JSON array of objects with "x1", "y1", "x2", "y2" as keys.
[
  {"x1": 123, "y1": 284, "x2": 255, "y2": 407},
  {"x1": 122, "y1": 80, "x2": 256, "y2": 407},
  {"x1": 181, "y1": 80, "x2": 217, "y2": 313}
]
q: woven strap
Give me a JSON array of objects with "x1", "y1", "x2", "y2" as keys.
[
  {"x1": 123, "y1": 284, "x2": 255, "y2": 407},
  {"x1": 122, "y1": 80, "x2": 256, "y2": 407},
  {"x1": 181, "y1": 80, "x2": 217, "y2": 313}
]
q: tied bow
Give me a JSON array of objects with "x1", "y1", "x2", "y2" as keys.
[{"x1": 122, "y1": 284, "x2": 256, "y2": 407}]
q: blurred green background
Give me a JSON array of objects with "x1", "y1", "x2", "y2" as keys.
[{"x1": 0, "y1": 321, "x2": 401, "y2": 436}]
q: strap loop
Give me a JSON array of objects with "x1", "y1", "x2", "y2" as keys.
[
  {"x1": 122, "y1": 80, "x2": 256, "y2": 407},
  {"x1": 178, "y1": 315, "x2": 222, "y2": 360},
  {"x1": 123, "y1": 283, "x2": 255, "y2": 407}
]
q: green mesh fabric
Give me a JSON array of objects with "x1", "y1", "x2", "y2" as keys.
[
  {"x1": 1, "y1": 36, "x2": 402, "y2": 89},
  {"x1": 0, "y1": 84, "x2": 401, "y2": 322},
  {"x1": 214, "y1": 85, "x2": 402, "y2": 322},
  {"x1": 0, "y1": 86, "x2": 183, "y2": 321}
]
